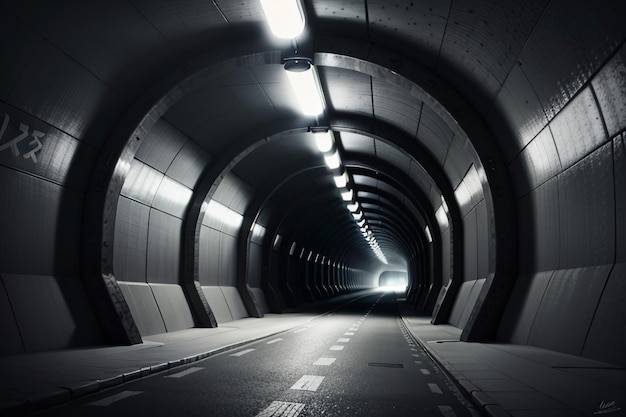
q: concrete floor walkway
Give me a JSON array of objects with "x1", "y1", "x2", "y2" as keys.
[{"x1": 1, "y1": 292, "x2": 624, "y2": 417}]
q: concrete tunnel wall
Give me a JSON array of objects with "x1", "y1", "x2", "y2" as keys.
[{"x1": 0, "y1": 1, "x2": 624, "y2": 369}]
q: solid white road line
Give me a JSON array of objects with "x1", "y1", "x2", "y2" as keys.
[
  {"x1": 428, "y1": 383, "x2": 443, "y2": 394},
  {"x1": 87, "y1": 391, "x2": 143, "y2": 407},
  {"x1": 329, "y1": 345, "x2": 344, "y2": 351},
  {"x1": 267, "y1": 338, "x2": 283, "y2": 344},
  {"x1": 313, "y1": 357, "x2": 336, "y2": 366},
  {"x1": 290, "y1": 375, "x2": 325, "y2": 391},
  {"x1": 256, "y1": 401, "x2": 305, "y2": 417},
  {"x1": 165, "y1": 367, "x2": 204, "y2": 379},
  {"x1": 230, "y1": 348, "x2": 255, "y2": 357}
]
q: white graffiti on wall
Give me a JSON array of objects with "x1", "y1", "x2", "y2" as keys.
[{"x1": 0, "y1": 113, "x2": 44, "y2": 163}]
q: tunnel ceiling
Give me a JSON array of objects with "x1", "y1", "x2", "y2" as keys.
[{"x1": 9, "y1": 0, "x2": 622, "y2": 275}]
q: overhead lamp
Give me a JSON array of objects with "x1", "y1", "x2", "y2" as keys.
[
  {"x1": 284, "y1": 58, "x2": 325, "y2": 116},
  {"x1": 260, "y1": 0, "x2": 305, "y2": 39},
  {"x1": 357, "y1": 219, "x2": 366, "y2": 228},
  {"x1": 324, "y1": 150, "x2": 341, "y2": 170},
  {"x1": 333, "y1": 171, "x2": 348, "y2": 188},
  {"x1": 347, "y1": 202, "x2": 359, "y2": 212},
  {"x1": 341, "y1": 189, "x2": 353, "y2": 201},
  {"x1": 352, "y1": 211, "x2": 363, "y2": 221},
  {"x1": 315, "y1": 131, "x2": 334, "y2": 153}
]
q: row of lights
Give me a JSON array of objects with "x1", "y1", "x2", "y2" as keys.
[
  {"x1": 314, "y1": 130, "x2": 388, "y2": 264},
  {"x1": 260, "y1": 0, "x2": 387, "y2": 264}
]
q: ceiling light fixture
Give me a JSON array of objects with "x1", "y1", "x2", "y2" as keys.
[
  {"x1": 284, "y1": 58, "x2": 325, "y2": 116},
  {"x1": 324, "y1": 151, "x2": 341, "y2": 170},
  {"x1": 315, "y1": 131, "x2": 334, "y2": 153},
  {"x1": 260, "y1": 0, "x2": 305, "y2": 39}
]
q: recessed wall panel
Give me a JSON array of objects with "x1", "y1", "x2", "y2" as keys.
[
  {"x1": 248, "y1": 243, "x2": 263, "y2": 288},
  {"x1": 558, "y1": 144, "x2": 614, "y2": 268},
  {"x1": 550, "y1": 88, "x2": 606, "y2": 171},
  {"x1": 150, "y1": 283, "x2": 194, "y2": 332},
  {"x1": 528, "y1": 265, "x2": 612, "y2": 355},
  {"x1": 463, "y1": 209, "x2": 478, "y2": 282},
  {"x1": 113, "y1": 196, "x2": 149, "y2": 282},
  {"x1": 0, "y1": 275, "x2": 25, "y2": 354},
  {"x1": 518, "y1": 178, "x2": 560, "y2": 273},
  {"x1": 219, "y1": 233, "x2": 238, "y2": 286},
  {"x1": 221, "y1": 286, "x2": 248, "y2": 320},
  {"x1": 476, "y1": 200, "x2": 490, "y2": 279},
  {"x1": 592, "y1": 47, "x2": 626, "y2": 138},
  {"x1": 198, "y1": 225, "x2": 220, "y2": 286},
  {"x1": 118, "y1": 281, "x2": 166, "y2": 336},
  {"x1": 202, "y1": 286, "x2": 233, "y2": 323},
  {"x1": 146, "y1": 209, "x2": 182, "y2": 284}
]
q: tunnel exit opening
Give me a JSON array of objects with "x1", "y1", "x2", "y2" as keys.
[{"x1": 377, "y1": 270, "x2": 408, "y2": 293}]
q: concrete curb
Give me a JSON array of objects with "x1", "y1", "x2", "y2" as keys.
[{"x1": 397, "y1": 313, "x2": 511, "y2": 417}]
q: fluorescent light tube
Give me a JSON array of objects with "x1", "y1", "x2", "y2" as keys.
[
  {"x1": 315, "y1": 131, "x2": 334, "y2": 153},
  {"x1": 285, "y1": 66, "x2": 324, "y2": 116},
  {"x1": 341, "y1": 189, "x2": 353, "y2": 201},
  {"x1": 324, "y1": 151, "x2": 341, "y2": 170},
  {"x1": 260, "y1": 0, "x2": 305, "y2": 39}
]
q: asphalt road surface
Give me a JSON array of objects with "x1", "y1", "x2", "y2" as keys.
[{"x1": 35, "y1": 292, "x2": 482, "y2": 417}]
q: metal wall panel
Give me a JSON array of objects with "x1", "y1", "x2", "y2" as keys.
[
  {"x1": 146, "y1": 209, "x2": 182, "y2": 284},
  {"x1": 0, "y1": 102, "x2": 97, "y2": 190},
  {"x1": 443, "y1": 135, "x2": 474, "y2": 189},
  {"x1": 152, "y1": 177, "x2": 193, "y2": 219},
  {"x1": 463, "y1": 208, "x2": 478, "y2": 282},
  {"x1": 497, "y1": 271, "x2": 554, "y2": 344},
  {"x1": 0, "y1": 275, "x2": 23, "y2": 354},
  {"x1": 248, "y1": 243, "x2": 263, "y2": 288},
  {"x1": 7, "y1": 40, "x2": 120, "y2": 147},
  {"x1": 509, "y1": 127, "x2": 561, "y2": 198},
  {"x1": 250, "y1": 287, "x2": 270, "y2": 314},
  {"x1": 490, "y1": 65, "x2": 549, "y2": 161},
  {"x1": 117, "y1": 281, "x2": 166, "y2": 336},
  {"x1": 528, "y1": 265, "x2": 612, "y2": 356},
  {"x1": 166, "y1": 138, "x2": 211, "y2": 190},
  {"x1": 592, "y1": 46, "x2": 626, "y2": 138},
  {"x1": 220, "y1": 286, "x2": 248, "y2": 320},
  {"x1": 120, "y1": 160, "x2": 163, "y2": 206},
  {"x1": 558, "y1": 143, "x2": 614, "y2": 268},
  {"x1": 550, "y1": 88, "x2": 606, "y2": 171},
  {"x1": 441, "y1": 228, "x2": 451, "y2": 287},
  {"x1": 448, "y1": 280, "x2": 474, "y2": 328},
  {"x1": 517, "y1": 178, "x2": 560, "y2": 273},
  {"x1": 518, "y1": 0, "x2": 625, "y2": 120},
  {"x1": 459, "y1": 278, "x2": 486, "y2": 329},
  {"x1": 375, "y1": 139, "x2": 411, "y2": 173},
  {"x1": 615, "y1": 135, "x2": 626, "y2": 264},
  {"x1": 320, "y1": 67, "x2": 372, "y2": 116},
  {"x1": 416, "y1": 105, "x2": 453, "y2": 165},
  {"x1": 476, "y1": 200, "x2": 489, "y2": 279},
  {"x1": 150, "y1": 283, "x2": 195, "y2": 332},
  {"x1": 0, "y1": 167, "x2": 81, "y2": 276},
  {"x1": 218, "y1": 233, "x2": 238, "y2": 287},
  {"x1": 135, "y1": 119, "x2": 187, "y2": 173},
  {"x1": 2, "y1": 273, "x2": 101, "y2": 351},
  {"x1": 201, "y1": 286, "x2": 233, "y2": 323},
  {"x1": 198, "y1": 225, "x2": 220, "y2": 286},
  {"x1": 0, "y1": 13, "x2": 41, "y2": 100},
  {"x1": 372, "y1": 78, "x2": 422, "y2": 136},
  {"x1": 113, "y1": 196, "x2": 149, "y2": 282}
]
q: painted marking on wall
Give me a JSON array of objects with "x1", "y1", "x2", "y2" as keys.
[
  {"x1": 420, "y1": 369, "x2": 431, "y2": 375},
  {"x1": 428, "y1": 383, "x2": 443, "y2": 394},
  {"x1": 165, "y1": 367, "x2": 204, "y2": 379},
  {"x1": 267, "y1": 338, "x2": 283, "y2": 344},
  {"x1": 337, "y1": 338, "x2": 350, "y2": 343},
  {"x1": 438, "y1": 405, "x2": 457, "y2": 417},
  {"x1": 256, "y1": 401, "x2": 305, "y2": 417},
  {"x1": 87, "y1": 391, "x2": 143, "y2": 407},
  {"x1": 313, "y1": 357, "x2": 336, "y2": 366},
  {"x1": 329, "y1": 345, "x2": 344, "y2": 351},
  {"x1": 0, "y1": 112, "x2": 45, "y2": 163},
  {"x1": 231, "y1": 348, "x2": 255, "y2": 357},
  {"x1": 290, "y1": 375, "x2": 325, "y2": 391}
]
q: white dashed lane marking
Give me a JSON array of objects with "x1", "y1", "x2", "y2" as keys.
[
  {"x1": 230, "y1": 348, "x2": 255, "y2": 357},
  {"x1": 336, "y1": 338, "x2": 350, "y2": 343},
  {"x1": 428, "y1": 383, "x2": 443, "y2": 394},
  {"x1": 344, "y1": 332, "x2": 355, "y2": 336},
  {"x1": 256, "y1": 401, "x2": 305, "y2": 417},
  {"x1": 164, "y1": 367, "x2": 204, "y2": 379},
  {"x1": 290, "y1": 375, "x2": 325, "y2": 391},
  {"x1": 420, "y1": 368, "x2": 431, "y2": 375},
  {"x1": 267, "y1": 338, "x2": 283, "y2": 344},
  {"x1": 87, "y1": 391, "x2": 143, "y2": 407},
  {"x1": 329, "y1": 345, "x2": 344, "y2": 351},
  {"x1": 313, "y1": 357, "x2": 336, "y2": 366},
  {"x1": 437, "y1": 405, "x2": 457, "y2": 416}
]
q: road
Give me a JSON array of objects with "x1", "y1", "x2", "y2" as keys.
[{"x1": 35, "y1": 292, "x2": 482, "y2": 417}]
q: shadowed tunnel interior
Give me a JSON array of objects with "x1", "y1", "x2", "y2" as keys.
[{"x1": 1, "y1": 0, "x2": 625, "y2": 413}]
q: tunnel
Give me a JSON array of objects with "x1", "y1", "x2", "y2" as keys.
[{"x1": 1, "y1": 1, "x2": 625, "y2": 416}]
